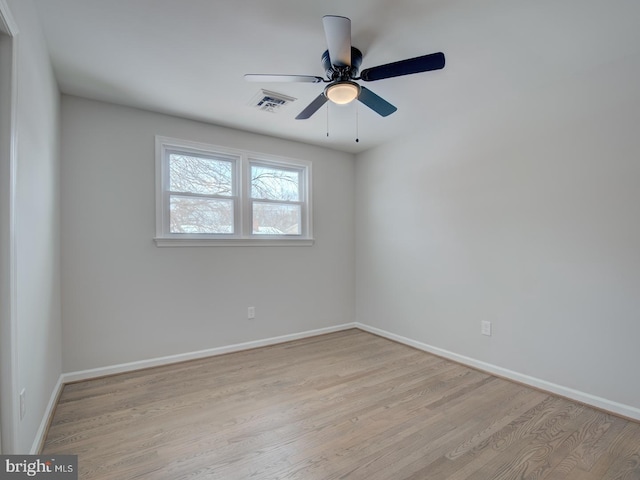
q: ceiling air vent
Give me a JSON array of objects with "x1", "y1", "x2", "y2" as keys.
[{"x1": 249, "y1": 89, "x2": 297, "y2": 113}]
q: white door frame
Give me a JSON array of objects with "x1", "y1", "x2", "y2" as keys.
[{"x1": 0, "y1": 0, "x2": 19, "y2": 454}]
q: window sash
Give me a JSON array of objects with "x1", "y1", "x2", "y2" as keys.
[
  {"x1": 169, "y1": 194, "x2": 236, "y2": 235},
  {"x1": 250, "y1": 163, "x2": 302, "y2": 202},
  {"x1": 251, "y1": 200, "x2": 303, "y2": 236},
  {"x1": 168, "y1": 150, "x2": 236, "y2": 197}
]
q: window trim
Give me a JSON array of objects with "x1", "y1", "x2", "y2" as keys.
[{"x1": 155, "y1": 136, "x2": 313, "y2": 247}]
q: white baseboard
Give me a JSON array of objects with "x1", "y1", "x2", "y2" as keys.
[
  {"x1": 30, "y1": 375, "x2": 64, "y2": 454},
  {"x1": 62, "y1": 323, "x2": 357, "y2": 384},
  {"x1": 356, "y1": 323, "x2": 640, "y2": 422}
]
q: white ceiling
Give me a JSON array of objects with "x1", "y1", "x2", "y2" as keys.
[{"x1": 33, "y1": 0, "x2": 640, "y2": 154}]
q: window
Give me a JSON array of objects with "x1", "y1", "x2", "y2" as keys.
[
  {"x1": 168, "y1": 150, "x2": 237, "y2": 235},
  {"x1": 155, "y1": 137, "x2": 312, "y2": 246},
  {"x1": 251, "y1": 163, "x2": 303, "y2": 235}
]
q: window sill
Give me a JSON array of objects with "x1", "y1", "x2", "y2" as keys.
[{"x1": 154, "y1": 237, "x2": 315, "y2": 247}]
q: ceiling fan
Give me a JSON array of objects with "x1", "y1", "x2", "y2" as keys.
[{"x1": 245, "y1": 15, "x2": 445, "y2": 120}]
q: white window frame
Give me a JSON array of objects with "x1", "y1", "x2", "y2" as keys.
[{"x1": 155, "y1": 136, "x2": 313, "y2": 246}]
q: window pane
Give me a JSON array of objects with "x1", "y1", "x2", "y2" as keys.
[
  {"x1": 251, "y1": 165, "x2": 300, "y2": 201},
  {"x1": 252, "y1": 202, "x2": 301, "y2": 235},
  {"x1": 169, "y1": 153, "x2": 233, "y2": 196},
  {"x1": 170, "y1": 195, "x2": 234, "y2": 234}
]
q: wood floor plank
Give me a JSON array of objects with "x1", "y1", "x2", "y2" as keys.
[
  {"x1": 543, "y1": 410, "x2": 620, "y2": 479},
  {"x1": 42, "y1": 329, "x2": 640, "y2": 480},
  {"x1": 599, "y1": 422, "x2": 640, "y2": 480}
]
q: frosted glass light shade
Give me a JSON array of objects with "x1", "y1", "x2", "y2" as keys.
[{"x1": 325, "y1": 81, "x2": 360, "y2": 104}]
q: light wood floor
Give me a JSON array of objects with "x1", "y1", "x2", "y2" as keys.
[{"x1": 43, "y1": 329, "x2": 640, "y2": 480}]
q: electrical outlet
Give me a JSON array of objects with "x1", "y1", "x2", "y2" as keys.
[
  {"x1": 248, "y1": 307, "x2": 255, "y2": 319},
  {"x1": 19, "y1": 388, "x2": 26, "y2": 420},
  {"x1": 481, "y1": 321, "x2": 492, "y2": 336}
]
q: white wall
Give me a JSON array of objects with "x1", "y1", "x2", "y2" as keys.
[
  {"x1": 61, "y1": 96, "x2": 355, "y2": 372},
  {"x1": 3, "y1": 0, "x2": 62, "y2": 453},
  {"x1": 356, "y1": 49, "x2": 640, "y2": 412}
]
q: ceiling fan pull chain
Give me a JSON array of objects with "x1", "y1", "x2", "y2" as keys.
[
  {"x1": 355, "y1": 102, "x2": 359, "y2": 143},
  {"x1": 326, "y1": 102, "x2": 330, "y2": 137}
]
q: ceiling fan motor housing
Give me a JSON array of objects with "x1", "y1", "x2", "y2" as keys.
[{"x1": 322, "y1": 47, "x2": 363, "y2": 80}]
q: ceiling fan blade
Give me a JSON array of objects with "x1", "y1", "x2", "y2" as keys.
[
  {"x1": 360, "y1": 52, "x2": 445, "y2": 82},
  {"x1": 322, "y1": 15, "x2": 352, "y2": 67},
  {"x1": 295, "y1": 94, "x2": 328, "y2": 120},
  {"x1": 358, "y1": 86, "x2": 397, "y2": 117},
  {"x1": 244, "y1": 74, "x2": 324, "y2": 83}
]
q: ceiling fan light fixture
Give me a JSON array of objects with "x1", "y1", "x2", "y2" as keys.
[{"x1": 325, "y1": 81, "x2": 361, "y2": 105}]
